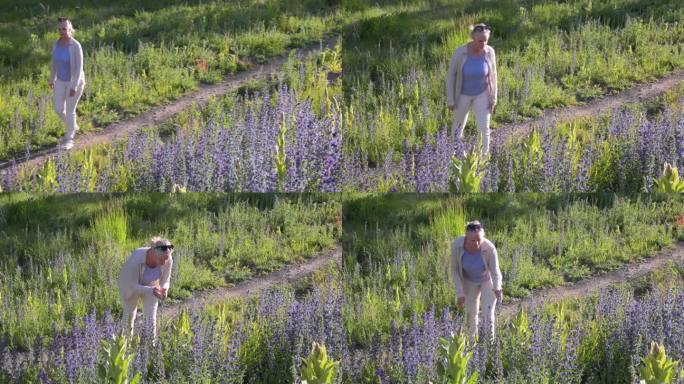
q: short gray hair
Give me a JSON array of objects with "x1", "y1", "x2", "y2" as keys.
[
  {"x1": 469, "y1": 23, "x2": 491, "y2": 38},
  {"x1": 149, "y1": 236, "x2": 171, "y2": 248},
  {"x1": 465, "y1": 220, "x2": 485, "y2": 236},
  {"x1": 57, "y1": 17, "x2": 74, "y2": 34}
]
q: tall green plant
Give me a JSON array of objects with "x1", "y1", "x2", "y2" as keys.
[
  {"x1": 449, "y1": 147, "x2": 489, "y2": 193},
  {"x1": 639, "y1": 341, "x2": 682, "y2": 384},
  {"x1": 97, "y1": 335, "x2": 142, "y2": 384},
  {"x1": 653, "y1": 163, "x2": 684, "y2": 193},
  {"x1": 299, "y1": 342, "x2": 339, "y2": 384},
  {"x1": 276, "y1": 112, "x2": 288, "y2": 191},
  {"x1": 432, "y1": 332, "x2": 478, "y2": 384}
]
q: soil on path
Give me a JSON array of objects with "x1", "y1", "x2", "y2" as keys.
[
  {"x1": 158, "y1": 245, "x2": 341, "y2": 323},
  {"x1": 0, "y1": 36, "x2": 339, "y2": 172},
  {"x1": 494, "y1": 69, "x2": 684, "y2": 143},
  {"x1": 499, "y1": 241, "x2": 684, "y2": 319}
]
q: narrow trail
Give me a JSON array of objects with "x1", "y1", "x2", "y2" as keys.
[
  {"x1": 499, "y1": 241, "x2": 684, "y2": 319},
  {"x1": 158, "y1": 245, "x2": 341, "y2": 323},
  {"x1": 493, "y1": 69, "x2": 684, "y2": 143},
  {"x1": 3, "y1": 246, "x2": 340, "y2": 358},
  {"x1": 0, "y1": 35, "x2": 339, "y2": 172}
]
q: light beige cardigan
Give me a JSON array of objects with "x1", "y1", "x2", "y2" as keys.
[
  {"x1": 117, "y1": 247, "x2": 173, "y2": 301},
  {"x1": 450, "y1": 236, "x2": 502, "y2": 298},
  {"x1": 446, "y1": 43, "x2": 498, "y2": 108},
  {"x1": 49, "y1": 37, "x2": 86, "y2": 91}
]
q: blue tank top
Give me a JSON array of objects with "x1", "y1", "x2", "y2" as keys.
[
  {"x1": 461, "y1": 55, "x2": 488, "y2": 96},
  {"x1": 53, "y1": 43, "x2": 71, "y2": 82},
  {"x1": 462, "y1": 249, "x2": 489, "y2": 283},
  {"x1": 142, "y1": 265, "x2": 162, "y2": 286}
]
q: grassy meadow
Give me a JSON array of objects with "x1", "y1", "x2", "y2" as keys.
[
  {"x1": 338, "y1": 0, "x2": 684, "y2": 193},
  {"x1": 2, "y1": 193, "x2": 683, "y2": 383},
  {"x1": 342, "y1": 193, "x2": 684, "y2": 347},
  {"x1": 0, "y1": 193, "x2": 340, "y2": 348},
  {"x1": 0, "y1": 0, "x2": 360, "y2": 160}
]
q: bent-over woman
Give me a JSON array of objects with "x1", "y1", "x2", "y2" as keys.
[
  {"x1": 118, "y1": 237, "x2": 174, "y2": 341},
  {"x1": 451, "y1": 220, "x2": 503, "y2": 339}
]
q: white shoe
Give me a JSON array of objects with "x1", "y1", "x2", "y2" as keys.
[{"x1": 58, "y1": 139, "x2": 74, "y2": 150}]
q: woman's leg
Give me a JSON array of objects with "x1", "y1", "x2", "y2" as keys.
[
  {"x1": 120, "y1": 295, "x2": 138, "y2": 338},
  {"x1": 52, "y1": 80, "x2": 68, "y2": 123},
  {"x1": 472, "y1": 90, "x2": 492, "y2": 156},
  {"x1": 480, "y1": 278, "x2": 497, "y2": 339},
  {"x1": 463, "y1": 279, "x2": 482, "y2": 340},
  {"x1": 63, "y1": 83, "x2": 84, "y2": 143},
  {"x1": 451, "y1": 94, "x2": 475, "y2": 142},
  {"x1": 142, "y1": 294, "x2": 160, "y2": 342}
]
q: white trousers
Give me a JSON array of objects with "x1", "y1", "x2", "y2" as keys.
[
  {"x1": 53, "y1": 79, "x2": 84, "y2": 142},
  {"x1": 451, "y1": 90, "x2": 491, "y2": 156},
  {"x1": 463, "y1": 277, "x2": 497, "y2": 340},
  {"x1": 121, "y1": 293, "x2": 159, "y2": 341}
]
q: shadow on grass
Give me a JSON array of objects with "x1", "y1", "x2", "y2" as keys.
[
  {"x1": 0, "y1": 192, "x2": 337, "y2": 269},
  {"x1": 341, "y1": 0, "x2": 682, "y2": 91},
  {"x1": 1, "y1": 0, "x2": 340, "y2": 77},
  {"x1": 341, "y1": 193, "x2": 646, "y2": 276}
]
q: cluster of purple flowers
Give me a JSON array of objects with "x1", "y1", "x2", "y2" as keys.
[
  {"x1": 346, "y1": 281, "x2": 683, "y2": 383},
  {"x1": 0, "y1": 280, "x2": 346, "y2": 384},
  {"x1": 345, "y1": 106, "x2": 684, "y2": 192},
  {"x1": 1, "y1": 269, "x2": 682, "y2": 383},
  {"x1": 2, "y1": 83, "x2": 343, "y2": 193},
  {"x1": 344, "y1": 306, "x2": 464, "y2": 384}
]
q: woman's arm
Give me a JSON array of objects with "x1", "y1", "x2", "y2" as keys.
[
  {"x1": 488, "y1": 243, "x2": 503, "y2": 291},
  {"x1": 160, "y1": 258, "x2": 173, "y2": 291},
  {"x1": 68, "y1": 41, "x2": 84, "y2": 91},
  {"x1": 446, "y1": 50, "x2": 459, "y2": 107},
  {"x1": 451, "y1": 240, "x2": 465, "y2": 298},
  {"x1": 49, "y1": 44, "x2": 57, "y2": 86},
  {"x1": 119, "y1": 255, "x2": 155, "y2": 299},
  {"x1": 489, "y1": 47, "x2": 498, "y2": 107}
]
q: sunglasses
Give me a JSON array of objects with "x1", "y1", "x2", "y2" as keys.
[
  {"x1": 57, "y1": 17, "x2": 69, "y2": 22},
  {"x1": 155, "y1": 245, "x2": 174, "y2": 252},
  {"x1": 466, "y1": 223, "x2": 482, "y2": 231},
  {"x1": 473, "y1": 24, "x2": 491, "y2": 33}
]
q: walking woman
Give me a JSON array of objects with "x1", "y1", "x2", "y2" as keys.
[
  {"x1": 451, "y1": 221, "x2": 503, "y2": 339},
  {"x1": 446, "y1": 23, "x2": 498, "y2": 156},
  {"x1": 118, "y1": 237, "x2": 174, "y2": 342},
  {"x1": 49, "y1": 17, "x2": 85, "y2": 150}
]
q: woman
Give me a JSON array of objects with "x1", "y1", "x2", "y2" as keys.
[
  {"x1": 118, "y1": 237, "x2": 174, "y2": 341},
  {"x1": 49, "y1": 17, "x2": 85, "y2": 150},
  {"x1": 451, "y1": 220, "x2": 503, "y2": 339},
  {"x1": 446, "y1": 23, "x2": 498, "y2": 156}
]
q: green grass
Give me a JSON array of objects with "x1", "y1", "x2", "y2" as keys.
[
  {"x1": 0, "y1": 0, "x2": 361, "y2": 160},
  {"x1": 341, "y1": 0, "x2": 684, "y2": 164},
  {"x1": 342, "y1": 193, "x2": 684, "y2": 346},
  {"x1": 0, "y1": 192, "x2": 341, "y2": 348}
]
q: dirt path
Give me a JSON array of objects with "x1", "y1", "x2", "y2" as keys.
[
  {"x1": 0, "y1": 36, "x2": 339, "y2": 172},
  {"x1": 499, "y1": 241, "x2": 684, "y2": 319},
  {"x1": 158, "y1": 245, "x2": 341, "y2": 323},
  {"x1": 493, "y1": 69, "x2": 684, "y2": 143}
]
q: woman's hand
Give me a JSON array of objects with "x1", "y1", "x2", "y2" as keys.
[
  {"x1": 494, "y1": 289, "x2": 502, "y2": 301},
  {"x1": 488, "y1": 102, "x2": 495, "y2": 114},
  {"x1": 69, "y1": 89, "x2": 76, "y2": 97},
  {"x1": 49, "y1": 83, "x2": 54, "y2": 90},
  {"x1": 448, "y1": 104, "x2": 455, "y2": 112},
  {"x1": 457, "y1": 296, "x2": 465, "y2": 308},
  {"x1": 153, "y1": 287, "x2": 166, "y2": 300}
]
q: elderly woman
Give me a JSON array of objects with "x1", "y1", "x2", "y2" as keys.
[
  {"x1": 451, "y1": 220, "x2": 502, "y2": 339},
  {"x1": 49, "y1": 17, "x2": 85, "y2": 150},
  {"x1": 118, "y1": 237, "x2": 174, "y2": 341},
  {"x1": 446, "y1": 23, "x2": 498, "y2": 156}
]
